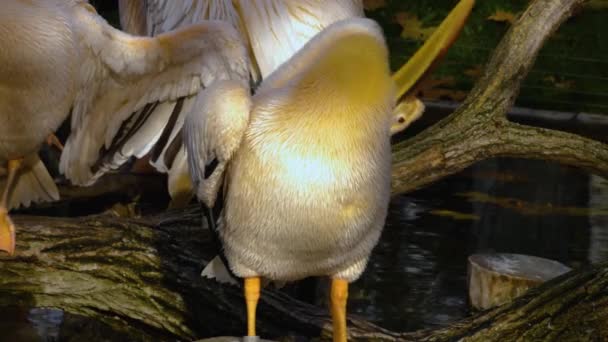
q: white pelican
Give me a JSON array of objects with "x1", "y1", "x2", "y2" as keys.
[
  {"x1": 184, "y1": 18, "x2": 395, "y2": 341},
  {"x1": 75, "y1": 0, "x2": 472, "y2": 207},
  {"x1": 181, "y1": 1, "x2": 475, "y2": 340},
  {"x1": 0, "y1": 0, "x2": 250, "y2": 254}
]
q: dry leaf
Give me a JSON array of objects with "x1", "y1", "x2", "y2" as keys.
[
  {"x1": 415, "y1": 76, "x2": 468, "y2": 101},
  {"x1": 487, "y1": 10, "x2": 517, "y2": 24},
  {"x1": 430, "y1": 210, "x2": 480, "y2": 221},
  {"x1": 543, "y1": 75, "x2": 576, "y2": 90},
  {"x1": 464, "y1": 65, "x2": 484, "y2": 78},
  {"x1": 363, "y1": 0, "x2": 386, "y2": 11},
  {"x1": 395, "y1": 12, "x2": 436, "y2": 41}
]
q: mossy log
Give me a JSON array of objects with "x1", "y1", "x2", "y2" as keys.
[{"x1": 1, "y1": 207, "x2": 608, "y2": 341}]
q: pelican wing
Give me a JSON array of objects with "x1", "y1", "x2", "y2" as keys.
[
  {"x1": 60, "y1": 3, "x2": 250, "y2": 186},
  {"x1": 235, "y1": 0, "x2": 364, "y2": 78},
  {"x1": 145, "y1": 0, "x2": 243, "y2": 36},
  {"x1": 113, "y1": 0, "x2": 259, "y2": 195},
  {"x1": 118, "y1": 0, "x2": 147, "y2": 35},
  {"x1": 183, "y1": 80, "x2": 252, "y2": 208}
]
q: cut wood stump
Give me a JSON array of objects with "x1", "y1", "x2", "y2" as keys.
[{"x1": 467, "y1": 253, "x2": 571, "y2": 310}]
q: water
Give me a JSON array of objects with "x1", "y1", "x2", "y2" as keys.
[{"x1": 350, "y1": 157, "x2": 604, "y2": 332}]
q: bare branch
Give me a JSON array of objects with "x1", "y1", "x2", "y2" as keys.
[{"x1": 391, "y1": 0, "x2": 604, "y2": 195}]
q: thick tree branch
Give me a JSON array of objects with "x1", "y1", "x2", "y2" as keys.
[
  {"x1": 1, "y1": 209, "x2": 608, "y2": 341},
  {"x1": 391, "y1": 0, "x2": 605, "y2": 195},
  {"x1": 498, "y1": 122, "x2": 608, "y2": 175}
]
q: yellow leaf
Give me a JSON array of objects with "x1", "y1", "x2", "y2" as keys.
[
  {"x1": 430, "y1": 210, "x2": 480, "y2": 221},
  {"x1": 543, "y1": 75, "x2": 575, "y2": 90},
  {"x1": 363, "y1": 0, "x2": 386, "y2": 11},
  {"x1": 395, "y1": 12, "x2": 436, "y2": 41},
  {"x1": 415, "y1": 76, "x2": 468, "y2": 101},
  {"x1": 464, "y1": 65, "x2": 484, "y2": 78},
  {"x1": 487, "y1": 10, "x2": 517, "y2": 24}
]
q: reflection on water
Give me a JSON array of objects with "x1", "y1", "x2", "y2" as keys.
[
  {"x1": 351, "y1": 158, "x2": 605, "y2": 332},
  {"x1": 0, "y1": 307, "x2": 63, "y2": 342}
]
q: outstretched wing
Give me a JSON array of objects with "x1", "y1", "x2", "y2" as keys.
[
  {"x1": 183, "y1": 80, "x2": 251, "y2": 208},
  {"x1": 235, "y1": 0, "x2": 363, "y2": 78},
  {"x1": 109, "y1": 0, "x2": 258, "y2": 202},
  {"x1": 59, "y1": 3, "x2": 250, "y2": 186}
]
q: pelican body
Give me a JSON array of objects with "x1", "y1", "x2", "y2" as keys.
[
  {"x1": 221, "y1": 34, "x2": 393, "y2": 282},
  {"x1": 185, "y1": 18, "x2": 394, "y2": 340}
]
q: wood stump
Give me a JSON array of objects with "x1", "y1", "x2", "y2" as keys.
[{"x1": 468, "y1": 253, "x2": 571, "y2": 310}]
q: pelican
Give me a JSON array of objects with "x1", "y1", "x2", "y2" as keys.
[
  {"x1": 0, "y1": 0, "x2": 250, "y2": 254},
  {"x1": 182, "y1": 1, "x2": 475, "y2": 340},
  {"x1": 66, "y1": 0, "x2": 471, "y2": 207},
  {"x1": 184, "y1": 18, "x2": 395, "y2": 341}
]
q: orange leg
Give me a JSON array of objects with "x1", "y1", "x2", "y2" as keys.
[
  {"x1": 46, "y1": 133, "x2": 63, "y2": 152},
  {"x1": 0, "y1": 159, "x2": 23, "y2": 255},
  {"x1": 244, "y1": 277, "x2": 261, "y2": 337},
  {"x1": 331, "y1": 278, "x2": 349, "y2": 342}
]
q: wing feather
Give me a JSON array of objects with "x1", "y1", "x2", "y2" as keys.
[
  {"x1": 235, "y1": 0, "x2": 363, "y2": 78},
  {"x1": 183, "y1": 80, "x2": 251, "y2": 207},
  {"x1": 118, "y1": 0, "x2": 148, "y2": 35},
  {"x1": 83, "y1": 0, "x2": 260, "y2": 185},
  {"x1": 60, "y1": 4, "x2": 250, "y2": 185}
]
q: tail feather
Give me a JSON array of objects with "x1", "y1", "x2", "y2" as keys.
[
  {"x1": 201, "y1": 255, "x2": 238, "y2": 286},
  {"x1": 6, "y1": 155, "x2": 59, "y2": 210},
  {"x1": 167, "y1": 147, "x2": 194, "y2": 208}
]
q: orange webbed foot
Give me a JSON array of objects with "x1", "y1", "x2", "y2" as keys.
[{"x1": 0, "y1": 209, "x2": 15, "y2": 256}]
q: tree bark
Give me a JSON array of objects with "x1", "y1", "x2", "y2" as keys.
[
  {"x1": 1, "y1": 208, "x2": 608, "y2": 341},
  {"x1": 390, "y1": 0, "x2": 607, "y2": 195}
]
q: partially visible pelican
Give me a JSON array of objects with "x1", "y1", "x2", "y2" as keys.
[
  {"x1": 70, "y1": 0, "x2": 471, "y2": 207},
  {"x1": 184, "y1": 18, "x2": 395, "y2": 341},
  {"x1": 0, "y1": 0, "x2": 250, "y2": 254}
]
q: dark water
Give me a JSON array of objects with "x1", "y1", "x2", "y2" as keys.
[
  {"x1": 1, "y1": 159, "x2": 607, "y2": 339},
  {"x1": 351, "y1": 157, "x2": 603, "y2": 332}
]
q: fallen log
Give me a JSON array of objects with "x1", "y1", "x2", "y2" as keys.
[{"x1": 1, "y1": 208, "x2": 608, "y2": 341}]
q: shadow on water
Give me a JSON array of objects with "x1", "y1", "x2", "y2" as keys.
[{"x1": 350, "y1": 157, "x2": 604, "y2": 332}]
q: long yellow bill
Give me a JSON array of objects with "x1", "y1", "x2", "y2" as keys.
[{"x1": 392, "y1": 0, "x2": 475, "y2": 100}]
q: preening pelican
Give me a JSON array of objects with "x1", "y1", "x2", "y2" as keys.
[
  {"x1": 94, "y1": 0, "x2": 472, "y2": 206},
  {"x1": 0, "y1": 0, "x2": 250, "y2": 255},
  {"x1": 184, "y1": 18, "x2": 395, "y2": 341},
  {"x1": 94, "y1": 0, "x2": 364, "y2": 206}
]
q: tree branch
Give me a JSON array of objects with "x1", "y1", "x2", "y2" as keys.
[
  {"x1": 391, "y1": 0, "x2": 604, "y2": 195},
  {"x1": 1, "y1": 208, "x2": 608, "y2": 341}
]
